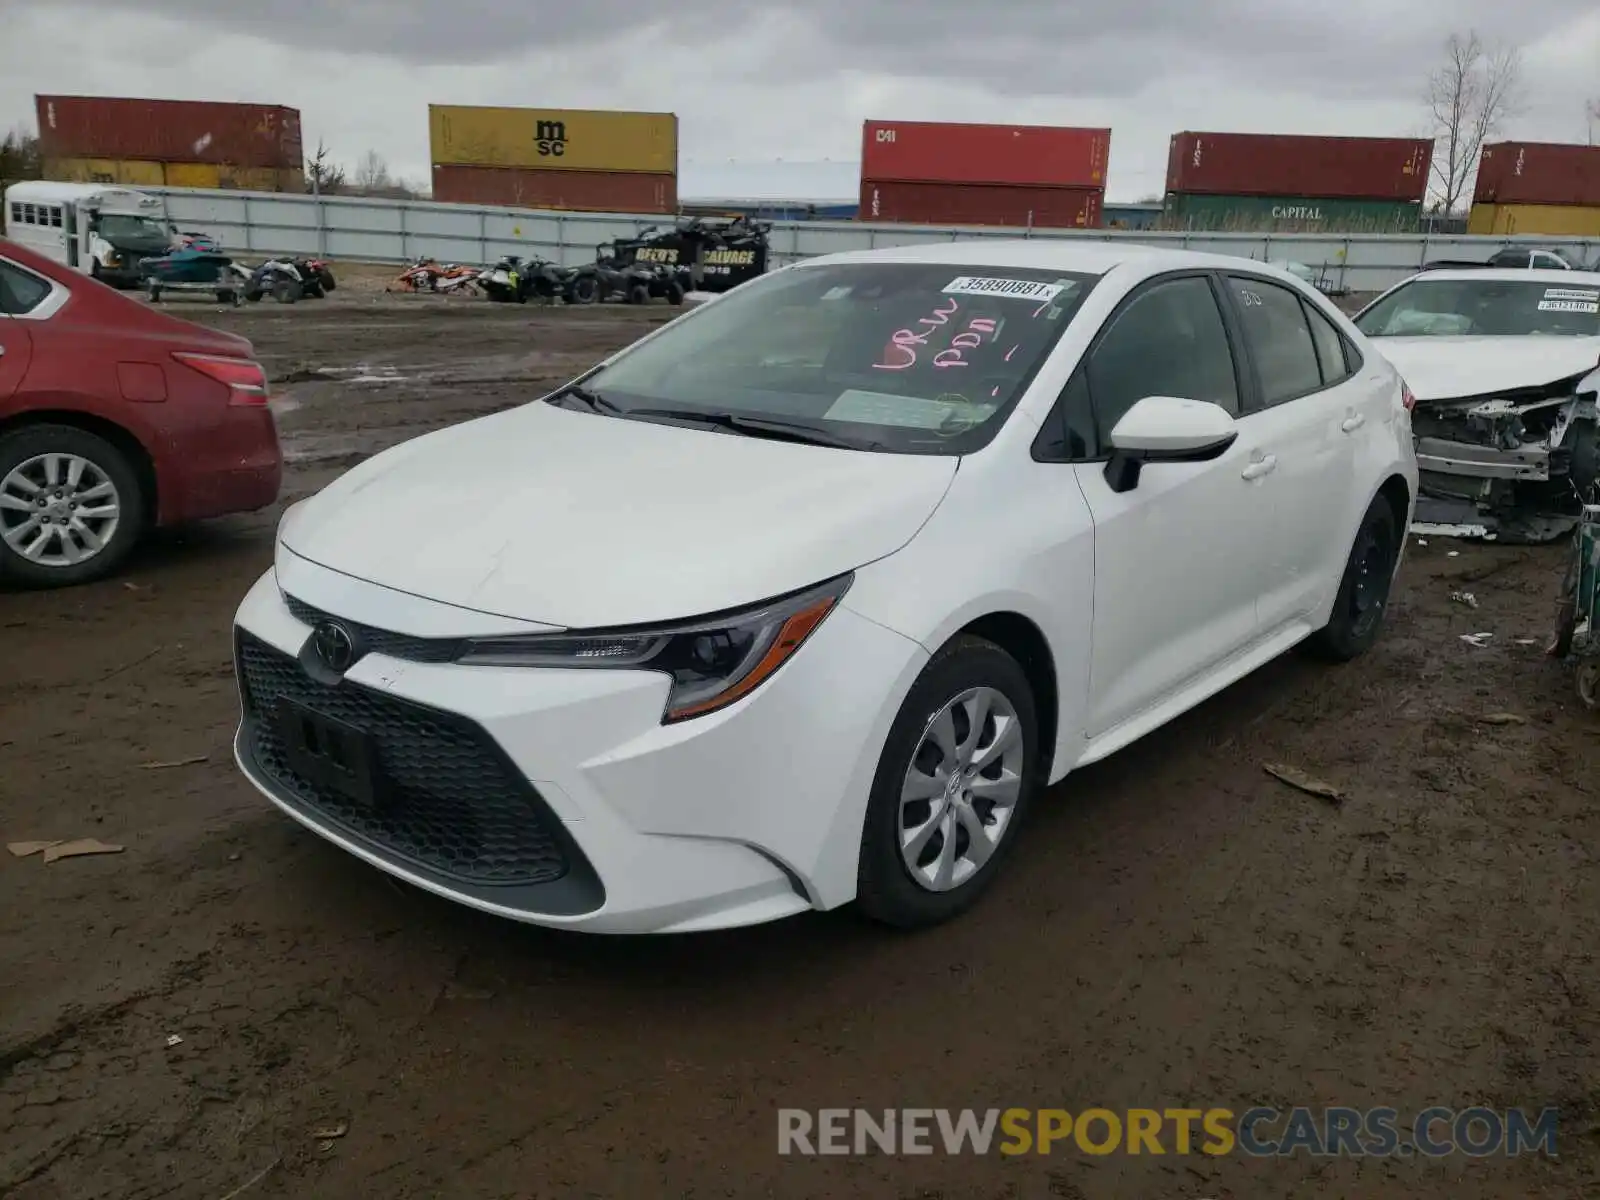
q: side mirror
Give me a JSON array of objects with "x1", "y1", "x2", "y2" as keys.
[{"x1": 1103, "y1": 396, "x2": 1239, "y2": 494}]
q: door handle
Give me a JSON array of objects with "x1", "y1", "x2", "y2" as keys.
[
  {"x1": 1241, "y1": 454, "x2": 1277, "y2": 480},
  {"x1": 1341, "y1": 413, "x2": 1366, "y2": 433}
]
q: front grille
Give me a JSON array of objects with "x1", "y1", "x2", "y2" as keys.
[
  {"x1": 282, "y1": 593, "x2": 464, "y2": 664},
  {"x1": 237, "y1": 631, "x2": 569, "y2": 886}
]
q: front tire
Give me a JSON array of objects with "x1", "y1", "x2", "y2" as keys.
[
  {"x1": 856, "y1": 637, "x2": 1040, "y2": 929},
  {"x1": 0, "y1": 425, "x2": 146, "y2": 589},
  {"x1": 1305, "y1": 493, "x2": 1400, "y2": 661}
]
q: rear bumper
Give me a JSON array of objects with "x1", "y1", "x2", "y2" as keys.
[{"x1": 158, "y1": 409, "x2": 282, "y2": 524}]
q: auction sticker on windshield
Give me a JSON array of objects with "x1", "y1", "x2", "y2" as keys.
[
  {"x1": 1539, "y1": 287, "x2": 1599, "y2": 314},
  {"x1": 824, "y1": 389, "x2": 1000, "y2": 430},
  {"x1": 943, "y1": 276, "x2": 1065, "y2": 303}
]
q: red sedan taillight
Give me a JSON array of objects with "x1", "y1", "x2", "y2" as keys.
[{"x1": 173, "y1": 352, "x2": 269, "y2": 406}]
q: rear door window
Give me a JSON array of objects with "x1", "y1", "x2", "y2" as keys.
[
  {"x1": 1226, "y1": 276, "x2": 1325, "y2": 407},
  {"x1": 0, "y1": 261, "x2": 54, "y2": 316}
]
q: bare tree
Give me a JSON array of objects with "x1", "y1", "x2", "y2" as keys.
[
  {"x1": 306, "y1": 140, "x2": 346, "y2": 194},
  {"x1": 0, "y1": 123, "x2": 41, "y2": 192},
  {"x1": 1424, "y1": 30, "x2": 1523, "y2": 214},
  {"x1": 1588, "y1": 97, "x2": 1600, "y2": 146},
  {"x1": 352, "y1": 149, "x2": 393, "y2": 194}
]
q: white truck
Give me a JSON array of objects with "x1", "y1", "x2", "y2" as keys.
[{"x1": 2, "y1": 180, "x2": 176, "y2": 288}]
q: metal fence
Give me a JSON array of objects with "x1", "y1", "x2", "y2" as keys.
[{"x1": 144, "y1": 185, "x2": 1600, "y2": 296}]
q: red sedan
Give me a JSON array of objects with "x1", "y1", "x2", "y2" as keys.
[{"x1": 0, "y1": 237, "x2": 281, "y2": 587}]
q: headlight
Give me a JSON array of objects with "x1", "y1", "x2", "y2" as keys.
[{"x1": 455, "y1": 574, "x2": 852, "y2": 723}]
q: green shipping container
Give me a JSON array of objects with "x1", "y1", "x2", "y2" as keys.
[{"x1": 1160, "y1": 193, "x2": 1422, "y2": 234}]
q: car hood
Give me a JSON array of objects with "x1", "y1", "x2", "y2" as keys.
[
  {"x1": 1373, "y1": 335, "x2": 1600, "y2": 401},
  {"x1": 279, "y1": 401, "x2": 958, "y2": 628}
]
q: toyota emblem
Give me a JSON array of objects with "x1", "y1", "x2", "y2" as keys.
[{"x1": 312, "y1": 621, "x2": 358, "y2": 672}]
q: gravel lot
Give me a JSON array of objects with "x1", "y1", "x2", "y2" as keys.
[{"x1": 2, "y1": 273, "x2": 1598, "y2": 1199}]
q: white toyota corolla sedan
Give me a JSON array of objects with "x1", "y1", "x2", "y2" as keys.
[{"x1": 232, "y1": 241, "x2": 1417, "y2": 934}]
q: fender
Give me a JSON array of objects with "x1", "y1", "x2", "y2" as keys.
[{"x1": 0, "y1": 388, "x2": 171, "y2": 518}]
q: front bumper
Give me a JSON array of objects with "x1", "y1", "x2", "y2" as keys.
[{"x1": 230, "y1": 562, "x2": 927, "y2": 934}]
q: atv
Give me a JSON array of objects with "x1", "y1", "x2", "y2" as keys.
[
  {"x1": 590, "y1": 241, "x2": 687, "y2": 305},
  {"x1": 243, "y1": 256, "x2": 331, "y2": 303}
]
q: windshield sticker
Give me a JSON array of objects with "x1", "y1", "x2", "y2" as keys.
[
  {"x1": 1539, "y1": 299, "x2": 1599, "y2": 313},
  {"x1": 943, "y1": 276, "x2": 1064, "y2": 303},
  {"x1": 1542, "y1": 288, "x2": 1600, "y2": 302},
  {"x1": 820, "y1": 285, "x2": 852, "y2": 301},
  {"x1": 824, "y1": 389, "x2": 999, "y2": 430}
]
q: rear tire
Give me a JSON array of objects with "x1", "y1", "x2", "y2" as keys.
[
  {"x1": 569, "y1": 275, "x2": 600, "y2": 305},
  {"x1": 664, "y1": 280, "x2": 685, "y2": 306},
  {"x1": 627, "y1": 283, "x2": 651, "y2": 305},
  {"x1": 1305, "y1": 493, "x2": 1400, "y2": 662},
  {"x1": 856, "y1": 637, "x2": 1041, "y2": 929},
  {"x1": 272, "y1": 279, "x2": 298, "y2": 304},
  {"x1": 317, "y1": 268, "x2": 337, "y2": 292},
  {"x1": 0, "y1": 424, "x2": 146, "y2": 589}
]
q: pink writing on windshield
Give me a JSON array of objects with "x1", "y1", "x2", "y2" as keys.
[{"x1": 874, "y1": 306, "x2": 1005, "y2": 371}]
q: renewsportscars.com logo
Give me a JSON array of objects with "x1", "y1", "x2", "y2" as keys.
[{"x1": 777, "y1": 1106, "x2": 1559, "y2": 1158}]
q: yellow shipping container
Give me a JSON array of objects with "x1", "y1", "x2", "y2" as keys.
[
  {"x1": 165, "y1": 162, "x2": 222, "y2": 189},
  {"x1": 429, "y1": 104, "x2": 677, "y2": 174},
  {"x1": 44, "y1": 157, "x2": 165, "y2": 186},
  {"x1": 1468, "y1": 202, "x2": 1600, "y2": 237}
]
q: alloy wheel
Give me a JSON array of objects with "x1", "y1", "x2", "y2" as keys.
[{"x1": 0, "y1": 453, "x2": 122, "y2": 568}]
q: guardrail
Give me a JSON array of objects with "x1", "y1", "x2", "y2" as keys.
[{"x1": 143, "y1": 185, "x2": 1600, "y2": 296}]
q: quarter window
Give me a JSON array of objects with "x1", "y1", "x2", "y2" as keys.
[
  {"x1": 1085, "y1": 276, "x2": 1240, "y2": 441},
  {"x1": 0, "y1": 260, "x2": 53, "y2": 316},
  {"x1": 1302, "y1": 301, "x2": 1353, "y2": 386},
  {"x1": 1227, "y1": 276, "x2": 1323, "y2": 406}
]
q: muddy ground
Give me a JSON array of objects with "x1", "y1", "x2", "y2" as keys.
[{"x1": 2, "y1": 281, "x2": 1599, "y2": 1200}]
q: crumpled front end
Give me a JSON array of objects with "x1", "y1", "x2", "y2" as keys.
[{"x1": 1412, "y1": 370, "x2": 1600, "y2": 543}]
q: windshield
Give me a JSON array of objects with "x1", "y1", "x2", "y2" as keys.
[
  {"x1": 92, "y1": 213, "x2": 170, "y2": 242},
  {"x1": 570, "y1": 261, "x2": 1097, "y2": 454},
  {"x1": 1355, "y1": 278, "x2": 1600, "y2": 338}
]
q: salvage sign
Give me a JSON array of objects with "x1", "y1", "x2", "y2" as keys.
[{"x1": 1538, "y1": 287, "x2": 1599, "y2": 314}]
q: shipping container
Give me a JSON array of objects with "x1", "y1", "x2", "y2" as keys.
[
  {"x1": 860, "y1": 120, "x2": 1109, "y2": 189},
  {"x1": 429, "y1": 105, "x2": 676, "y2": 174},
  {"x1": 1165, "y1": 132, "x2": 1432, "y2": 202},
  {"x1": 43, "y1": 158, "x2": 305, "y2": 193},
  {"x1": 36, "y1": 95, "x2": 302, "y2": 169},
  {"x1": 431, "y1": 165, "x2": 676, "y2": 213},
  {"x1": 859, "y1": 180, "x2": 1102, "y2": 229},
  {"x1": 43, "y1": 157, "x2": 165, "y2": 187},
  {"x1": 1467, "y1": 202, "x2": 1600, "y2": 238},
  {"x1": 1474, "y1": 142, "x2": 1600, "y2": 208},
  {"x1": 1160, "y1": 192, "x2": 1422, "y2": 233}
]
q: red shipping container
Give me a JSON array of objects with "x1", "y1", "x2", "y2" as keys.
[
  {"x1": 859, "y1": 180, "x2": 1102, "y2": 229},
  {"x1": 1165, "y1": 132, "x2": 1432, "y2": 202},
  {"x1": 861, "y1": 120, "x2": 1110, "y2": 189},
  {"x1": 1475, "y1": 142, "x2": 1600, "y2": 208},
  {"x1": 35, "y1": 95, "x2": 302, "y2": 170},
  {"x1": 431, "y1": 165, "x2": 677, "y2": 214}
]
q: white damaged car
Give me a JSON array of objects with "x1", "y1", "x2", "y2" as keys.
[{"x1": 1353, "y1": 268, "x2": 1600, "y2": 541}]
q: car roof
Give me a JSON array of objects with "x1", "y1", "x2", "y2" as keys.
[
  {"x1": 1408, "y1": 267, "x2": 1600, "y2": 285},
  {"x1": 797, "y1": 237, "x2": 1301, "y2": 280}
]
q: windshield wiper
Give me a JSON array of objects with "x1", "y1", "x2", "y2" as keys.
[
  {"x1": 550, "y1": 384, "x2": 623, "y2": 414},
  {"x1": 625, "y1": 408, "x2": 865, "y2": 449}
]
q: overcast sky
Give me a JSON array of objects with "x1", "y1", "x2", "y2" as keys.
[{"x1": 2, "y1": 1, "x2": 1596, "y2": 201}]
